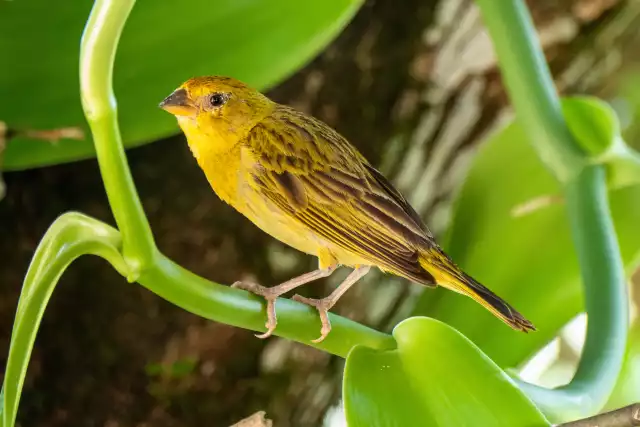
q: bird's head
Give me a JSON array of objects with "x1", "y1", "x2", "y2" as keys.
[{"x1": 160, "y1": 76, "x2": 274, "y2": 149}]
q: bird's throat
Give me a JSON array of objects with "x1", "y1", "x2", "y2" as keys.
[{"x1": 184, "y1": 132, "x2": 242, "y2": 207}]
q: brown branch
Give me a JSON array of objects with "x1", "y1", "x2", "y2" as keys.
[
  {"x1": 18, "y1": 126, "x2": 84, "y2": 143},
  {"x1": 230, "y1": 411, "x2": 273, "y2": 427},
  {"x1": 0, "y1": 122, "x2": 84, "y2": 200},
  {"x1": 558, "y1": 403, "x2": 640, "y2": 427},
  {"x1": 1, "y1": 123, "x2": 84, "y2": 147}
]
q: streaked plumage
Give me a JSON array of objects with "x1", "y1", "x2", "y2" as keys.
[{"x1": 160, "y1": 76, "x2": 535, "y2": 341}]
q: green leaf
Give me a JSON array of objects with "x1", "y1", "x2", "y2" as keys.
[
  {"x1": 561, "y1": 97, "x2": 619, "y2": 157},
  {"x1": 144, "y1": 359, "x2": 197, "y2": 378},
  {"x1": 561, "y1": 96, "x2": 640, "y2": 189},
  {"x1": 411, "y1": 111, "x2": 640, "y2": 368},
  {"x1": 170, "y1": 359, "x2": 197, "y2": 378},
  {"x1": 343, "y1": 317, "x2": 549, "y2": 427},
  {"x1": 144, "y1": 363, "x2": 164, "y2": 377},
  {"x1": 0, "y1": 0, "x2": 362, "y2": 170},
  {"x1": 606, "y1": 147, "x2": 640, "y2": 190},
  {"x1": 616, "y1": 68, "x2": 640, "y2": 145}
]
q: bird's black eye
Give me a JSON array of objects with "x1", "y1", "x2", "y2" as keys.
[{"x1": 209, "y1": 93, "x2": 227, "y2": 107}]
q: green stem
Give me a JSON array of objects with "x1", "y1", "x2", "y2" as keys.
[
  {"x1": 0, "y1": 214, "x2": 394, "y2": 427},
  {"x1": 515, "y1": 165, "x2": 628, "y2": 421},
  {"x1": 475, "y1": 0, "x2": 585, "y2": 182},
  {"x1": 138, "y1": 257, "x2": 395, "y2": 357},
  {"x1": 0, "y1": 216, "x2": 394, "y2": 427},
  {"x1": 476, "y1": 0, "x2": 629, "y2": 421},
  {"x1": 0, "y1": 213, "x2": 130, "y2": 427},
  {"x1": 80, "y1": 0, "x2": 156, "y2": 272},
  {"x1": 565, "y1": 168, "x2": 627, "y2": 399}
]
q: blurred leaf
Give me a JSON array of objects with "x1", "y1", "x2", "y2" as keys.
[
  {"x1": 561, "y1": 97, "x2": 640, "y2": 189},
  {"x1": 144, "y1": 363, "x2": 163, "y2": 377},
  {"x1": 0, "y1": 121, "x2": 6, "y2": 201},
  {"x1": 561, "y1": 97, "x2": 618, "y2": 157},
  {"x1": 412, "y1": 103, "x2": 640, "y2": 368},
  {"x1": 144, "y1": 358, "x2": 197, "y2": 378},
  {"x1": 612, "y1": 67, "x2": 640, "y2": 148},
  {"x1": 170, "y1": 358, "x2": 197, "y2": 378},
  {"x1": 605, "y1": 319, "x2": 640, "y2": 410},
  {"x1": 0, "y1": 0, "x2": 362, "y2": 170},
  {"x1": 606, "y1": 145, "x2": 640, "y2": 190},
  {"x1": 343, "y1": 317, "x2": 549, "y2": 427}
]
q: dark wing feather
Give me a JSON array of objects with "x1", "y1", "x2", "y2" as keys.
[{"x1": 244, "y1": 105, "x2": 436, "y2": 286}]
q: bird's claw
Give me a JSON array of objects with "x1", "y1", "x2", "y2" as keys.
[
  {"x1": 292, "y1": 294, "x2": 332, "y2": 343},
  {"x1": 232, "y1": 281, "x2": 280, "y2": 339},
  {"x1": 232, "y1": 281, "x2": 335, "y2": 342},
  {"x1": 255, "y1": 297, "x2": 278, "y2": 339},
  {"x1": 231, "y1": 280, "x2": 262, "y2": 293}
]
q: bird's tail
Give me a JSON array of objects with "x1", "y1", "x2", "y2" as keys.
[{"x1": 418, "y1": 248, "x2": 535, "y2": 332}]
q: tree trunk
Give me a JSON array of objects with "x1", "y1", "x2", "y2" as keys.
[{"x1": 1, "y1": 0, "x2": 638, "y2": 426}]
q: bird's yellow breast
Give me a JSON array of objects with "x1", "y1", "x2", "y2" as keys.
[
  {"x1": 181, "y1": 127, "x2": 314, "y2": 252},
  {"x1": 178, "y1": 116, "x2": 242, "y2": 206},
  {"x1": 235, "y1": 147, "x2": 324, "y2": 256},
  {"x1": 179, "y1": 116, "x2": 370, "y2": 269},
  {"x1": 236, "y1": 176, "x2": 366, "y2": 269}
]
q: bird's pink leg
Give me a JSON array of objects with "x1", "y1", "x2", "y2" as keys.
[
  {"x1": 232, "y1": 264, "x2": 337, "y2": 338},
  {"x1": 292, "y1": 265, "x2": 371, "y2": 343}
]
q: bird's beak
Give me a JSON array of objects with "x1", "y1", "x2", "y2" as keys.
[{"x1": 159, "y1": 88, "x2": 197, "y2": 117}]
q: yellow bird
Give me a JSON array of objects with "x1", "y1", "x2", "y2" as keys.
[{"x1": 160, "y1": 76, "x2": 535, "y2": 342}]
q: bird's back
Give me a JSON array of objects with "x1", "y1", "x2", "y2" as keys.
[{"x1": 237, "y1": 105, "x2": 439, "y2": 285}]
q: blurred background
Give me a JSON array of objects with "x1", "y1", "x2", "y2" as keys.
[{"x1": 1, "y1": 0, "x2": 640, "y2": 426}]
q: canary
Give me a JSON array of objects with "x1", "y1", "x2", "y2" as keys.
[{"x1": 160, "y1": 76, "x2": 535, "y2": 342}]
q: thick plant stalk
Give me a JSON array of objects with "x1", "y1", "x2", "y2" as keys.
[
  {"x1": 0, "y1": 214, "x2": 130, "y2": 427},
  {"x1": 476, "y1": 0, "x2": 629, "y2": 421},
  {"x1": 516, "y1": 165, "x2": 628, "y2": 420},
  {"x1": 80, "y1": 0, "x2": 156, "y2": 272},
  {"x1": 475, "y1": 0, "x2": 585, "y2": 183},
  {"x1": 0, "y1": 212, "x2": 395, "y2": 427}
]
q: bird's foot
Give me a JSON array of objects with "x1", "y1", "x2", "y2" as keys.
[
  {"x1": 232, "y1": 281, "x2": 281, "y2": 339},
  {"x1": 231, "y1": 266, "x2": 338, "y2": 341},
  {"x1": 291, "y1": 294, "x2": 333, "y2": 343}
]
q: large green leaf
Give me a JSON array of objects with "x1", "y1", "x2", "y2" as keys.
[
  {"x1": 412, "y1": 98, "x2": 640, "y2": 368},
  {"x1": 0, "y1": 0, "x2": 361, "y2": 170},
  {"x1": 343, "y1": 317, "x2": 549, "y2": 427}
]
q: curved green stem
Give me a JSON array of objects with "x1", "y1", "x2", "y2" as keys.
[
  {"x1": 0, "y1": 213, "x2": 394, "y2": 427},
  {"x1": 0, "y1": 213, "x2": 130, "y2": 427},
  {"x1": 80, "y1": 0, "x2": 156, "y2": 272},
  {"x1": 564, "y1": 167, "x2": 628, "y2": 404},
  {"x1": 475, "y1": 0, "x2": 585, "y2": 183},
  {"x1": 138, "y1": 258, "x2": 395, "y2": 356},
  {"x1": 476, "y1": 0, "x2": 629, "y2": 421},
  {"x1": 515, "y1": 165, "x2": 628, "y2": 421}
]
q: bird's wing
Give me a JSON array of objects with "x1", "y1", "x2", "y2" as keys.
[{"x1": 243, "y1": 106, "x2": 436, "y2": 285}]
